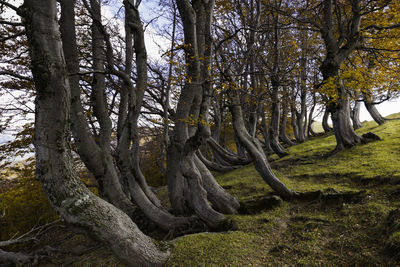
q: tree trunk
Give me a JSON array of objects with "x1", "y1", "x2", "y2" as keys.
[
  {"x1": 193, "y1": 155, "x2": 240, "y2": 214},
  {"x1": 307, "y1": 92, "x2": 317, "y2": 136},
  {"x1": 319, "y1": 0, "x2": 363, "y2": 150},
  {"x1": 20, "y1": 1, "x2": 169, "y2": 265},
  {"x1": 307, "y1": 104, "x2": 316, "y2": 136},
  {"x1": 228, "y1": 89, "x2": 296, "y2": 200},
  {"x1": 351, "y1": 100, "x2": 363, "y2": 129},
  {"x1": 295, "y1": 29, "x2": 308, "y2": 142},
  {"x1": 269, "y1": 94, "x2": 288, "y2": 157},
  {"x1": 207, "y1": 137, "x2": 251, "y2": 166},
  {"x1": 211, "y1": 102, "x2": 222, "y2": 142},
  {"x1": 268, "y1": 11, "x2": 288, "y2": 157},
  {"x1": 261, "y1": 108, "x2": 274, "y2": 154},
  {"x1": 322, "y1": 108, "x2": 332, "y2": 133},
  {"x1": 60, "y1": 0, "x2": 136, "y2": 217},
  {"x1": 196, "y1": 150, "x2": 240, "y2": 172},
  {"x1": 329, "y1": 95, "x2": 363, "y2": 150},
  {"x1": 167, "y1": 0, "x2": 238, "y2": 226},
  {"x1": 290, "y1": 105, "x2": 301, "y2": 141},
  {"x1": 279, "y1": 99, "x2": 295, "y2": 145},
  {"x1": 321, "y1": 58, "x2": 363, "y2": 151},
  {"x1": 363, "y1": 93, "x2": 386, "y2": 125}
]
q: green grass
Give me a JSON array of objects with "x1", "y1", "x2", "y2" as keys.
[
  {"x1": 3, "y1": 114, "x2": 400, "y2": 266},
  {"x1": 168, "y1": 113, "x2": 400, "y2": 266}
]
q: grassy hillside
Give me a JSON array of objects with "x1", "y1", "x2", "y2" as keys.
[
  {"x1": 1, "y1": 114, "x2": 400, "y2": 266},
  {"x1": 168, "y1": 113, "x2": 400, "y2": 266}
]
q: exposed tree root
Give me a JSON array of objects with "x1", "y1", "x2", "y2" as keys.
[
  {"x1": 293, "y1": 189, "x2": 366, "y2": 205},
  {"x1": 238, "y1": 195, "x2": 283, "y2": 214},
  {"x1": 361, "y1": 132, "x2": 382, "y2": 142},
  {"x1": 290, "y1": 215, "x2": 331, "y2": 224}
]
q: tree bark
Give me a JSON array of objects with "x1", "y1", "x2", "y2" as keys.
[
  {"x1": 167, "y1": 0, "x2": 238, "y2": 226},
  {"x1": 319, "y1": 0, "x2": 363, "y2": 150},
  {"x1": 321, "y1": 61, "x2": 362, "y2": 151},
  {"x1": 207, "y1": 137, "x2": 251, "y2": 166},
  {"x1": 228, "y1": 89, "x2": 296, "y2": 200},
  {"x1": 363, "y1": 93, "x2": 386, "y2": 125},
  {"x1": 196, "y1": 150, "x2": 240, "y2": 172},
  {"x1": 351, "y1": 100, "x2": 363, "y2": 129},
  {"x1": 307, "y1": 92, "x2": 317, "y2": 136},
  {"x1": 290, "y1": 104, "x2": 301, "y2": 141},
  {"x1": 261, "y1": 107, "x2": 274, "y2": 154},
  {"x1": 307, "y1": 103, "x2": 316, "y2": 136},
  {"x1": 268, "y1": 9, "x2": 288, "y2": 157},
  {"x1": 269, "y1": 92, "x2": 288, "y2": 157},
  {"x1": 20, "y1": 1, "x2": 169, "y2": 265},
  {"x1": 279, "y1": 97, "x2": 295, "y2": 145},
  {"x1": 60, "y1": 0, "x2": 136, "y2": 217},
  {"x1": 322, "y1": 108, "x2": 332, "y2": 133}
]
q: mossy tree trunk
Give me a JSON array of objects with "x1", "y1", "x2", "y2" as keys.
[{"x1": 167, "y1": 0, "x2": 239, "y2": 228}]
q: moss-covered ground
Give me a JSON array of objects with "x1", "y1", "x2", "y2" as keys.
[
  {"x1": 167, "y1": 113, "x2": 400, "y2": 266},
  {"x1": 1, "y1": 114, "x2": 400, "y2": 266}
]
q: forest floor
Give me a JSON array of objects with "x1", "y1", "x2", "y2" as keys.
[{"x1": 1, "y1": 113, "x2": 400, "y2": 266}]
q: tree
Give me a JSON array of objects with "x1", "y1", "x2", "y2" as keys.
[
  {"x1": 311, "y1": 0, "x2": 399, "y2": 150},
  {"x1": 59, "y1": 0, "x2": 192, "y2": 232},
  {"x1": 166, "y1": 0, "x2": 240, "y2": 228},
  {"x1": 18, "y1": 0, "x2": 169, "y2": 265}
]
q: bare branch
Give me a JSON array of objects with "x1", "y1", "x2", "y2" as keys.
[
  {"x1": 0, "y1": 0, "x2": 19, "y2": 11},
  {"x1": 0, "y1": 31, "x2": 25, "y2": 42},
  {"x1": 0, "y1": 20, "x2": 23, "y2": 26},
  {"x1": 0, "y1": 70, "x2": 33, "y2": 81}
]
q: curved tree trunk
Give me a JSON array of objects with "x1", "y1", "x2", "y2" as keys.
[
  {"x1": 351, "y1": 100, "x2": 363, "y2": 130},
  {"x1": 196, "y1": 151, "x2": 240, "y2": 172},
  {"x1": 207, "y1": 137, "x2": 252, "y2": 166},
  {"x1": 329, "y1": 95, "x2": 363, "y2": 150},
  {"x1": 307, "y1": 93, "x2": 317, "y2": 136},
  {"x1": 167, "y1": 0, "x2": 238, "y2": 226},
  {"x1": 290, "y1": 106, "x2": 301, "y2": 142},
  {"x1": 322, "y1": 108, "x2": 332, "y2": 133},
  {"x1": 363, "y1": 94, "x2": 386, "y2": 125},
  {"x1": 193, "y1": 155, "x2": 240, "y2": 214},
  {"x1": 307, "y1": 105, "x2": 316, "y2": 136},
  {"x1": 322, "y1": 61, "x2": 363, "y2": 150},
  {"x1": 115, "y1": 1, "x2": 194, "y2": 231},
  {"x1": 261, "y1": 108, "x2": 274, "y2": 154},
  {"x1": 228, "y1": 89, "x2": 296, "y2": 200},
  {"x1": 319, "y1": 0, "x2": 364, "y2": 151},
  {"x1": 20, "y1": 1, "x2": 169, "y2": 265},
  {"x1": 60, "y1": 0, "x2": 136, "y2": 217},
  {"x1": 279, "y1": 99, "x2": 295, "y2": 145},
  {"x1": 63, "y1": 0, "x2": 192, "y2": 231},
  {"x1": 269, "y1": 97, "x2": 289, "y2": 157}
]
